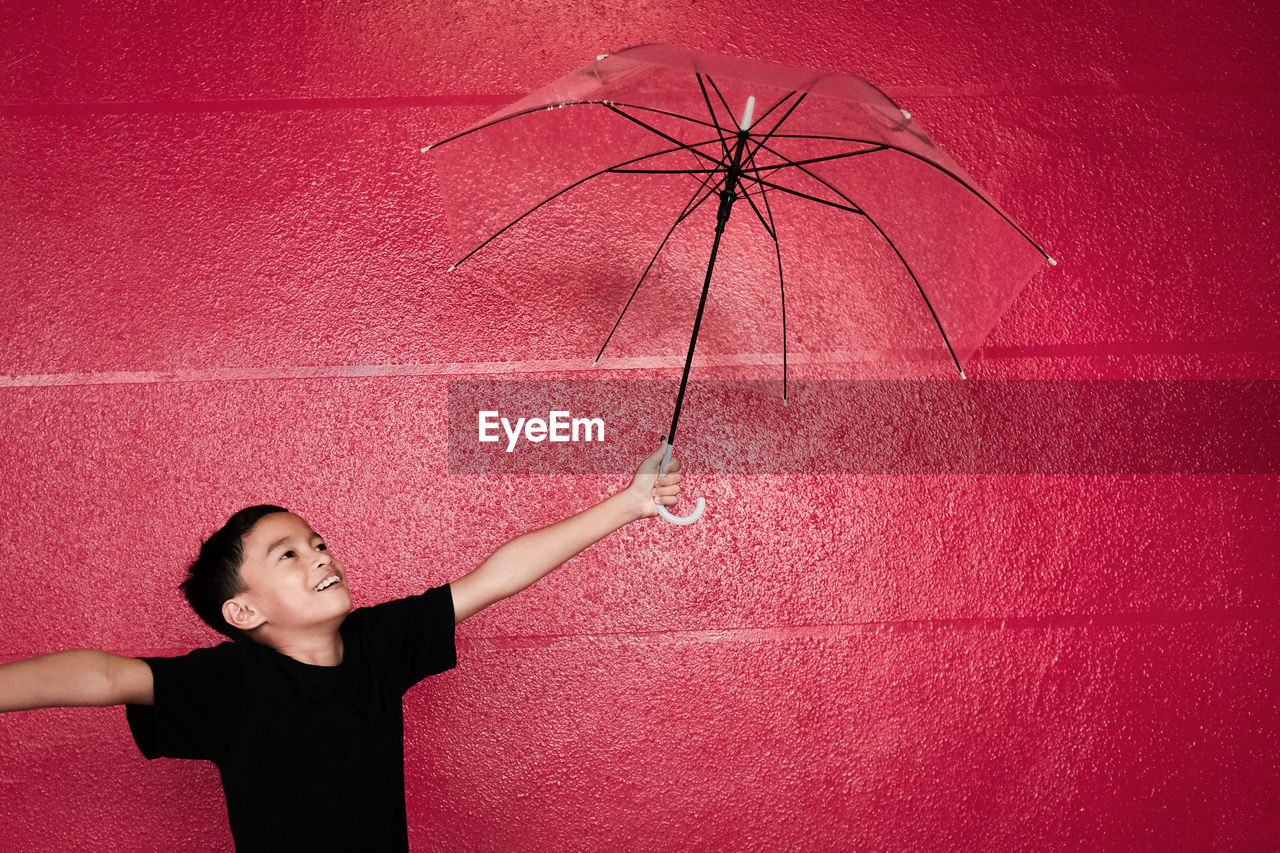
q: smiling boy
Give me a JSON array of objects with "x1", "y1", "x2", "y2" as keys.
[{"x1": 0, "y1": 443, "x2": 683, "y2": 851}]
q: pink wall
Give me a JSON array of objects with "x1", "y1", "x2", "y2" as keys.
[{"x1": 2, "y1": 1, "x2": 1277, "y2": 850}]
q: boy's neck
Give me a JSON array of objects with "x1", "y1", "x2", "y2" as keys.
[{"x1": 254, "y1": 624, "x2": 345, "y2": 667}]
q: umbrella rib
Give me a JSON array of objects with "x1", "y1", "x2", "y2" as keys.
[
  {"x1": 603, "y1": 104, "x2": 726, "y2": 169},
  {"x1": 862, "y1": 210, "x2": 966, "y2": 376},
  {"x1": 750, "y1": 138, "x2": 873, "y2": 211},
  {"x1": 734, "y1": 97, "x2": 861, "y2": 216},
  {"x1": 695, "y1": 74, "x2": 734, "y2": 163},
  {"x1": 594, "y1": 174, "x2": 727, "y2": 365},
  {"x1": 447, "y1": 138, "x2": 727, "y2": 270},
  {"x1": 758, "y1": 133, "x2": 1053, "y2": 260},
  {"x1": 598, "y1": 101, "x2": 726, "y2": 134},
  {"x1": 705, "y1": 75, "x2": 743, "y2": 130},
  {"x1": 756, "y1": 175, "x2": 965, "y2": 377},
  {"x1": 608, "y1": 167, "x2": 724, "y2": 175},
  {"x1": 699, "y1": 76, "x2": 806, "y2": 163},
  {"x1": 741, "y1": 144, "x2": 790, "y2": 403},
  {"x1": 731, "y1": 89, "x2": 815, "y2": 209},
  {"x1": 427, "y1": 99, "x2": 725, "y2": 152},
  {"x1": 736, "y1": 91, "x2": 809, "y2": 181},
  {"x1": 748, "y1": 92, "x2": 808, "y2": 145},
  {"x1": 739, "y1": 145, "x2": 889, "y2": 176},
  {"x1": 737, "y1": 181, "x2": 775, "y2": 239},
  {"x1": 757, "y1": 140, "x2": 907, "y2": 216},
  {"x1": 738, "y1": 138, "x2": 781, "y2": 236},
  {"x1": 748, "y1": 90, "x2": 804, "y2": 129},
  {"x1": 746, "y1": 146, "x2": 966, "y2": 375},
  {"x1": 748, "y1": 177, "x2": 864, "y2": 214}
]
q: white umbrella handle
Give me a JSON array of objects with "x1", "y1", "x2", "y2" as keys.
[{"x1": 656, "y1": 441, "x2": 705, "y2": 525}]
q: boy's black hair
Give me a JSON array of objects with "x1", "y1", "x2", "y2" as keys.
[{"x1": 180, "y1": 504, "x2": 288, "y2": 643}]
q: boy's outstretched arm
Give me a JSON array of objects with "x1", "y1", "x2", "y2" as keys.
[
  {"x1": 0, "y1": 650, "x2": 154, "y2": 712},
  {"x1": 449, "y1": 442, "x2": 684, "y2": 624}
]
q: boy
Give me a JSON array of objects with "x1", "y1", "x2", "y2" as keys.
[{"x1": 0, "y1": 443, "x2": 683, "y2": 851}]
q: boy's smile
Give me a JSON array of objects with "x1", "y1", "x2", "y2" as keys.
[{"x1": 223, "y1": 511, "x2": 353, "y2": 663}]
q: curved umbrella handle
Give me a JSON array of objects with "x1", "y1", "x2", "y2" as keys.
[
  {"x1": 658, "y1": 498, "x2": 705, "y2": 525},
  {"x1": 656, "y1": 441, "x2": 705, "y2": 525}
]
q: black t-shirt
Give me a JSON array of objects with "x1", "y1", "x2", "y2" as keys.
[{"x1": 126, "y1": 584, "x2": 457, "y2": 852}]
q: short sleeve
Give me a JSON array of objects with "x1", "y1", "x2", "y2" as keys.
[
  {"x1": 125, "y1": 642, "x2": 246, "y2": 762},
  {"x1": 354, "y1": 584, "x2": 458, "y2": 694}
]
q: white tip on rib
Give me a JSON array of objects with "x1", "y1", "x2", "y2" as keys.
[
  {"x1": 1048, "y1": 256, "x2": 1058, "y2": 266},
  {"x1": 901, "y1": 109, "x2": 911, "y2": 120},
  {"x1": 420, "y1": 145, "x2": 431, "y2": 153},
  {"x1": 596, "y1": 54, "x2": 609, "y2": 61},
  {"x1": 447, "y1": 265, "x2": 456, "y2": 272}
]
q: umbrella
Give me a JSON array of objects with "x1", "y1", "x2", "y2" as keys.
[{"x1": 425, "y1": 44, "x2": 1054, "y2": 524}]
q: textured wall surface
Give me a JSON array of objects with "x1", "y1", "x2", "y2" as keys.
[{"x1": 1, "y1": 1, "x2": 1277, "y2": 850}]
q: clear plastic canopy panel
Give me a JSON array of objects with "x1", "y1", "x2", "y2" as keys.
[{"x1": 430, "y1": 44, "x2": 1051, "y2": 371}]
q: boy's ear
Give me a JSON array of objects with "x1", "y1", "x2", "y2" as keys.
[{"x1": 222, "y1": 597, "x2": 266, "y2": 632}]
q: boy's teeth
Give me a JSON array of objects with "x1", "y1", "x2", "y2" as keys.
[{"x1": 316, "y1": 575, "x2": 340, "y2": 591}]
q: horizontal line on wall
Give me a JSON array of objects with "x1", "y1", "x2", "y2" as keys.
[
  {"x1": 888, "y1": 81, "x2": 1274, "y2": 99},
  {"x1": 457, "y1": 605, "x2": 1280, "y2": 653},
  {"x1": 0, "y1": 93, "x2": 519, "y2": 117},
  {"x1": 5, "y1": 607, "x2": 1272, "y2": 664},
  {"x1": 1, "y1": 340, "x2": 1275, "y2": 389},
  {"x1": 0, "y1": 356, "x2": 715, "y2": 388},
  {"x1": 2, "y1": 81, "x2": 1270, "y2": 118},
  {"x1": 979, "y1": 338, "x2": 1280, "y2": 360}
]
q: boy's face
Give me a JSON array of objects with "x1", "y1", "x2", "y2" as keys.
[{"x1": 229, "y1": 511, "x2": 352, "y2": 634}]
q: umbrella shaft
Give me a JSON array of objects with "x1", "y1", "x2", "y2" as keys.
[
  {"x1": 666, "y1": 132, "x2": 750, "y2": 447},
  {"x1": 665, "y1": 221, "x2": 727, "y2": 447}
]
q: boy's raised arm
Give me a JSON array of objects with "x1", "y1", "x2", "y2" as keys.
[
  {"x1": 449, "y1": 442, "x2": 684, "y2": 624},
  {"x1": 0, "y1": 650, "x2": 154, "y2": 712}
]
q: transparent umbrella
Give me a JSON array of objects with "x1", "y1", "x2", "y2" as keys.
[{"x1": 426, "y1": 44, "x2": 1054, "y2": 524}]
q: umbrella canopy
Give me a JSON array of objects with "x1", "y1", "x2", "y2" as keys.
[{"x1": 427, "y1": 44, "x2": 1054, "y2": 522}]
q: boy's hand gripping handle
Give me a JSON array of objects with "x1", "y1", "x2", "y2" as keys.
[{"x1": 657, "y1": 441, "x2": 705, "y2": 525}]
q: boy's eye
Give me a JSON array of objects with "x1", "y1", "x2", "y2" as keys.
[
  {"x1": 316, "y1": 543, "x2": 327, "y2": 551},
  {"x1": 281, "y1": 550, "x2": 295, "y2": 559}
]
